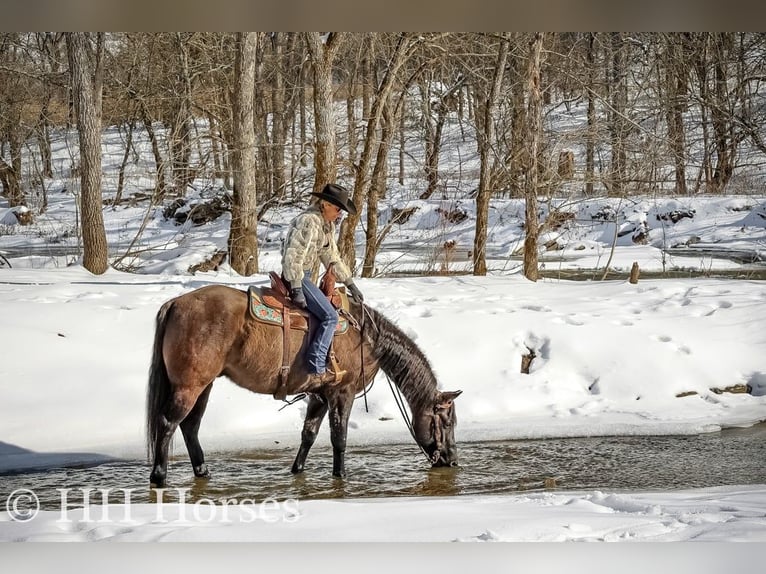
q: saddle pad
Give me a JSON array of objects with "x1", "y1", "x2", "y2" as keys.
[{"x1": 248, "y1": 286, "x2": 349, "y2": 334}]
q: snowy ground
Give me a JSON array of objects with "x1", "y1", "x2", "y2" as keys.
[{"x1": 1, "y1": 265, "x2": 765, "y2": 542}]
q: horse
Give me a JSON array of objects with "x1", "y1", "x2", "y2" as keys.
[{"x1": 146, "y1": 283, "x2": 462, "y2": 487}]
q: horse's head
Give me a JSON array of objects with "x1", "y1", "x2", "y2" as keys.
[{"x1": 413, "y1": 390, "x2": 462, "y2": 468}]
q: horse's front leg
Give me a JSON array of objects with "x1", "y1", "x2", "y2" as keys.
[
  {"x1": 327, "y1": 388, "x2": 355, "y2": 478},
  {"x1": 291, "y1": 393, "x2": 329, "y2": 474}
]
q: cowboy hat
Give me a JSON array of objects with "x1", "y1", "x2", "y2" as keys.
[{"x1": 311, "y1": 183, "x2": 358, "y2": 215}]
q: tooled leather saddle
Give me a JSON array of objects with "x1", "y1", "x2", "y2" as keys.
[{"x1": 247, "y1": 264, "x2": 356, "y2": 400}]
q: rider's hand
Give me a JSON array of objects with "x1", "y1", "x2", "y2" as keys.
[{"x1": 347, "y1": 282, "x2": 364, "y2": 303}]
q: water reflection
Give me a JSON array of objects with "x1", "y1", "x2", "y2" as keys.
[{"x1": 2, "y1": 423, "x2": 765, "y2": 510}]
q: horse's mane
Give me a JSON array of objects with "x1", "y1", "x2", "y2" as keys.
[{"x1": 362, "y1": 305, "x2": 439, "y2": 409}]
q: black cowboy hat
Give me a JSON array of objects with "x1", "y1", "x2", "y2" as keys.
[{"x1": 311, "y1": 183, "x2": 358, "y2": 215}]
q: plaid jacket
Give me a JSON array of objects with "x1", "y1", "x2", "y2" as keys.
[{"x1": 281, "y1": 205, "x2": 353, "y2": 289}]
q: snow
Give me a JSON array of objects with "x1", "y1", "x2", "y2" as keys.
[
  {"x1": 2, "y1": 121, "x2": 766, "y2": 544},
  {"x1": 1, "y1": 253, "x2": 765, "y2": 542}
]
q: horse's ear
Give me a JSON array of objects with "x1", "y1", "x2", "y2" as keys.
[{"x1": 437, "y1": 390, "x2": 462, "y2": 407}]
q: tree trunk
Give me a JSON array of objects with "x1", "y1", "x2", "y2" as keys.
[
  {"x1": 227, "y1": 32, "x2": 259, "y2": 276},
  {"x1": 37, "y1": 105, "x2": 53, "y2": 179},
  {"x1": 168, "y1": 34, "x2": 194, "y2": 196},
  {"x1": 692, "y1": 33, "x2": 712, "y2": 192},
  {"x1": 398, "y1": 103, "x2": 406, "y2": 185},
  {"x1": 271, "y1": 32, "x2": 287, "y2": 198},
  {"x1": 0, "y1": 157, "x2": 23, "y2": 207},
  {"x1": 361, "y1": 99, "x2": 398, "y2": 277},
  {"x1": 346, "y1": 56, "x2": 359, "y2": 171},
  {"x1": 299, "y1": 61, "x2": 308, "y2": 168},
  {"x1": 663, "y1": 34, "x2": 689, "y2": 195},
  {"x1": 419, "y1": 77, "x2": 461, "y2": 200},
  {"x1": 711, "y1": 33, "x2": 734, "y2": 193},
  {"x1": 473, "y1": 33, "x2": 510, "y2": 276},
  {"x1": 523, "y1": 33, "x2": 545, "y2": 282},
  {"x1": 207, "y1": 111, "x2": 224, "y2": 179},
  {"x1": 114, "y1": 119, "x2": 136, "y2": 206},
  {"x1": 305, "y1": 32, "x2": 346, "y2": 194},
  {"x1": 508, "y1": 36, "x2": 527, "y2": 198},
  {"x1": 139, "y1": 107, "x2": 168, "y2": 201},
  {"x1": 608, "y1": 32, "x2": 628, "y2": 196},
  {"x1": 66, "y1": 32, "x2": 108, "y2": 275},
  {"x1": 585, "y1": 33, "x2": 597, "y2": 197},
  {"x1": 252, "y1": 33, "x2": 272, "y2": 203}
]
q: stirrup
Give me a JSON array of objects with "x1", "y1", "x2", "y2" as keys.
[{"x1": 273, "y1": 366, "x2": 290, "y2": 400}]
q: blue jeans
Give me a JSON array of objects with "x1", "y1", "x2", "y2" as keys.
[{"x1": 301, "y1": 271, "x2": 339, "y2": 374}]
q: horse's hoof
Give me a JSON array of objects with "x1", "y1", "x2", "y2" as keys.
[
  {"x1": 150, "y1": 468, "x2": 167, "y2": 488},
  {"x1": 193, "y1": 464, "x2": 210, "y2": 478},
  {"x1": 291, "y1": 464, "x2": 304, "y2": 474}
]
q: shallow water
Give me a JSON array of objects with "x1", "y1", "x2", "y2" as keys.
[{"x1": 2, "y1": 423, "x2": 765, "y2": 510}]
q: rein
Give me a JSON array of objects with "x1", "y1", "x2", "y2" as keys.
[
  {"x1": 362, "y1": 307, "x2": 433, "y2": 464},
  {"x1": 386, "y1": 374, "x2": 434, "y2": 464}
]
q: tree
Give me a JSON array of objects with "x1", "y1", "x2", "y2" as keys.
[
  {"x1": 607, "y1": 32, "x2": 629, "y2": 196},
  {"x1": 585, "y1": 33, "x2": 598, "y2": 197},
  {"x1": 418, "y1": 72, "x2": 465, "y2": 200},
  {"x1": 227, "y1": 32, "x2": 259, "y2": 276},
  {"x1": 661, "y1": 34, "x2": 690, "y2": 195},
  {"x1": 166, "y1": 33, "x2": 195, "y2": 196},
  {"x1": 473, "y1": 33, "x2": 510, "y2": 276},
  {"x1": 305, "y1": 32, "x2": 346, "y2": 195},
  {"x1": 522, "y1": 33, "x2": 545, "y2": 282},
  {"x1": 0, "y1": 34, "x2": 26, "y2": 207},
  {"x1": 337, "y1": 33, "x2": 415, "y2": 271},
  {"x1": 66, "y1": 32, "x2": 108, "y2": 275}
]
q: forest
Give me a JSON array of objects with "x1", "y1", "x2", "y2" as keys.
[{"x1": 1, "y1": 33, "x2": 765, "y2": 277}]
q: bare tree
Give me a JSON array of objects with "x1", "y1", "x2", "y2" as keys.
[
  {"x1": 418, "y1": 72, "x2": 464, "y2": 200},
  {"x1": 661, "y1": 33, "x2": 690, "y2": 195},
  {"x1": 0, "y1": 34, "x2": 26, "y2": 207},
  {"x1": 337, "y1": 33, "x2": 416, "y2": 270},
  {"x1": 66, "y1": 32, "x2": 108, "y2": 275},
  {"x1": 523, "y1": 33, "x2": 545, "y2": 282},
  {"x1": 227, "y1": 32, "x2": 259, "y2": 276},
  {"x1": 607, "y1": 32, "x2": 629, "y2": 196},
  {"x1": 269, "y1": 32, "x2": 289, "y2": 198},
  {"x1": 35, "y1": 32, "x2": 65, "y2": 182},
  {"x1": 585, "y1": 32, "x2": 598, "y2": 196},
  {"x1": 305, "y1": 32, "x2": 346, "y2": 195},
  {"x1": 473, "y1": 33, "x2": 510, "y2": 276}
]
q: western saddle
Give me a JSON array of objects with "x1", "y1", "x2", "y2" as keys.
[{"x1": 247, "y1": 264, "x2": 354, "y2": 400}]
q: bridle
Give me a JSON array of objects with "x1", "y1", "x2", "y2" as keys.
[{"x1": 428, "y1": 402, "x2": 455, "y2": 465}]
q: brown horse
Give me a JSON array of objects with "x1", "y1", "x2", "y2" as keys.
[{"x1": 146, "y1": 284, "x2": 461, "y2": 487}]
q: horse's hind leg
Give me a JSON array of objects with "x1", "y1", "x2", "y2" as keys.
[
  {"x1": 180, "y1": 383, "x2": 213, "y2": 478},
  {"x1": 149, "y1": 390, "x2": 199, "y2": 487},
  {"x1": 291, "y1": 394, "x2": 329, "y2": 474}
]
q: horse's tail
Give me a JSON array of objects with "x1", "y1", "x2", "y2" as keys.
[{"x1": 146, "y1": 300, "x2": 174, "y2": 461}]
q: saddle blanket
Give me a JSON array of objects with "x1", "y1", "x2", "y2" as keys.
[{"x1": 248, "y1": 286, "x2": 349, "y2": 334}]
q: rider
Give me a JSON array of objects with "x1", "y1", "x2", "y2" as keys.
[{"x1": 281, "y1": 183, "x2": 364, "y2": 385}]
